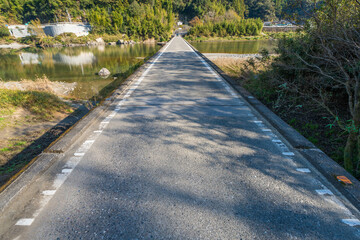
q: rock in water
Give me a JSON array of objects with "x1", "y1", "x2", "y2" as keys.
[{"x1": 98, "y1": 68, "x2": 111, "y2": 77}]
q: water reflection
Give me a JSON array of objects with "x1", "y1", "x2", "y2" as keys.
[
  {"x1": 0, "y1": 44, "x2": 160, "y2": 99},
  {"x1": 53, "y1": 52, "x2": 96, "y2": 66},
  {"x1": 20, "y1": 51, "x2": 97, "y2": 67},
  {"x1": 20, "y1": 52, "x2": 42, "y2": 65}
]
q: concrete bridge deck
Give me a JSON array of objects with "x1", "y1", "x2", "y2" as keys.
[{"x1": 1, "y1": 37, "x2": 360, "y2": 239}]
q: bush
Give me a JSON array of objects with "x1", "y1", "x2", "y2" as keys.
[
  {"x1": 188, "y1": 18, "x2": 263, "y2": 38},
  {"x1": 271, "y1": 0, "x2": 360, "y2": 176},
  {"x1": 0, "y1": 26, "x2": 10, "y2": 38}
]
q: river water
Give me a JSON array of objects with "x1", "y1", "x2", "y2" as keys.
[
  {"x1": 0, "y1": 44, "x2": 160, "y2": 100},
  {"x1": 0, "y1": 40, "x2": 275, "y2": 100}
]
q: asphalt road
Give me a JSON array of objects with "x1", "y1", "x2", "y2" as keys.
[{"x1": 2, "y1": 37, "x2": 360, "y2": 239}]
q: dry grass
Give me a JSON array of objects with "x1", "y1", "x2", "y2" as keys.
[
  {"x1": 211, "y1": 57, "x2": 270, "y2": 81},
  {"x1": 1, "y1": 75, "x2": 56, "y2": 94},
  {"x1": 0, "y1": 75, "x2": 76, "y2": 97},
  {"x1": 212, "y1": 58, "x2": 246, "y2": 77}
]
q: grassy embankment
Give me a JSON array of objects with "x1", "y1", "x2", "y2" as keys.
[
  {"x1": 211, "y1": 55, "x2": 348, "y2": 176},
  {"x1": 184, "y1": 31, "x2": 297, "y2": 42},
  {"x1": 0, "y1": 32, "x2": 145, "y2": 47},
  {"x1": 0, "y1": 87, "x2": 72, "y2": 183},
  {"x1": 0, "y1": 52, "x2": 153, "y2": 185}
]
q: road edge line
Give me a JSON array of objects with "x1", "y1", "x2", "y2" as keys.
[
  {"x1": 183, "y1": 38, "x2": 360, "y2": 212},
  {"x1": 0, "y1": 39, "x2": 173, "y2": 213}
]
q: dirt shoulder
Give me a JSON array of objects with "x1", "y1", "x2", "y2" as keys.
[{"x1": 0, "y1": 88, "x2": 88, "y2": 186}]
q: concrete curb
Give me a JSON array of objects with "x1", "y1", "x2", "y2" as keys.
[
  {"x1": 0, "y1": 43, "x2": 167, "y2": 213},
  {"x1": 0, "y1": 153, "x2": 60, "y2": 213},
  {"x1": 185, "y1": 39, "x2": 360, "y2": 211}
]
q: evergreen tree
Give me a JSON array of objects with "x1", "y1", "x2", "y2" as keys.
[{"x1": 233, "y1": 0, "x2": 246, "y2": 19}]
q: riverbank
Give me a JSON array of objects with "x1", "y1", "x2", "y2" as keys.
[
  {"x1": 0, "y1": 42, "x2": 160, "y2": 185},
  {"x1": 0, "y1": 31, "x2": 298, "y2": 49},
  {"x1": 211, "y1": 57, "x2": 347, "y2": 176},
  {"x1": 0, "y1": 33, "x2": 159, "y2": 49},
  {"x1": 184, "y1": 31, "x2": 298, "y2": 42},
  {"x1": 0, "y1": 89, "x2": 77, "y2": 183}
]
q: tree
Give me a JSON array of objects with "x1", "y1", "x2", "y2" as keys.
[
  {"x1": 245, "y1": 0, "x2": 276, "y2": 21},
  {"x1": 233, "y1": 0, "x2": 246, "y2": 19},
  {"x1": 276, "y1": 0, "x2": 360, "y2": 175},
  {"x1": 189, "y1": 16, "x2": 203, "y2": 26}
]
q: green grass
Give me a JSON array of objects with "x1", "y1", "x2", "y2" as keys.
[
  {"x1": 14, "y1": 141, "x2": 27, "y2": 146},
  {"x1": 0, "y1": 147, "x2": 10, "y2": 152},
  {"x1": 184, "y1": 31, "x2": 300, "y2": 42},
  {"x1": 0, "y1": 89, "x2": 70, "y2": 120}
]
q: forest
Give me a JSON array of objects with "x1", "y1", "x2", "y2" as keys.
[{"x1": 0, "y1": 0, "x2": 310, "y2": 40}]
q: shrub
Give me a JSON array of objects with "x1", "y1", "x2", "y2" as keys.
[{"x1": 0, "y1": 25, "x2": 10, "y2": 38}]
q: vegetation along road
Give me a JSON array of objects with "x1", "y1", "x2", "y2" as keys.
[{"x1": 0, "y1": 37, "x2": 359, "y2": 239}]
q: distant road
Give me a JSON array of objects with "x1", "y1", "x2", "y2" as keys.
[{"x1": 1, "y1": 37, "x2": 359, "y2": 239}]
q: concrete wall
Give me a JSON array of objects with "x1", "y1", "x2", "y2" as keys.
[
  {"x1": 8, "y1": 23, "x2": 91, "y2": 38},
  {"x1": 7, "y1": 25, "x2": 31, "y2": 38},
  {"x1": 43, "y1": 23, "x2": 91, "y2": 37}
]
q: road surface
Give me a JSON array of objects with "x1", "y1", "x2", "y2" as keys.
[{"x1": 1, "y1": 37, "x2": 360, "y2": 239}]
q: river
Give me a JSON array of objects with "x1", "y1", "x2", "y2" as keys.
[
  {"x1": 0, "y1": 44, "x2": 160, "y2": 100},
  {"x1": 0, "y1": 40, "x2": 275, "y2": 100}
]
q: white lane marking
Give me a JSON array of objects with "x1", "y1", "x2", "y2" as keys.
[
  {"x1": 183, "y1": 39, "x2": 360, "y2": 227},
  {"x1": 42, "y1": 190, "x2": 56, "y2": 196},
  {"x1": 13, "y1": 38, "x2": 177, "y2": 230},
  {"x1": 282, "y1": 152, "x2": 295, "y2": 156},
  {"x1": 64, "y1": 156, "x2": 83, "y2": 169},
  {"x1": 254, "y1": 120, "x2": 263, "y2": 123},
  {"x1": 99, "y1": 122, "x2": 108, "y2": 129},
  {"x1": 62, "y1": 169, "x2": 73, "y2": 174},
  {"x1": 185, "y1": 41, "x2": 239, "y2": 98},
  {"x1": 74, "y1": 152, "x2": 85, "y2": 157},
  {"x1": 325, "y1": 195, "x2": 353, "y2": 215},
  {"x1": 101, "y1": 118, "x2": 112, "y2": 124},
  {"x1": 15, "y1": 218, "x2": 34, "y2": 226},
  {"x1": 342, "y1": 219, "x2": 360, "y2": 227},
  {"x1": 316, "y1": 189, "x2": 334, "y2": 196},
  {"x1": 296, "y1": 168, "x2": 311, "y2": 173},
  {"x1": 109, "y1": 112, "x2": 116, "y2": 117},
  {"x1": 185, "y1": 38, "x2": 298, "y2": 163},
  {"x1": 118, "y1": 101, "x2": 126, "y2": 106},
  {"x1": 53, "y1": 173, "x2": 69, "y2": 189}
]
